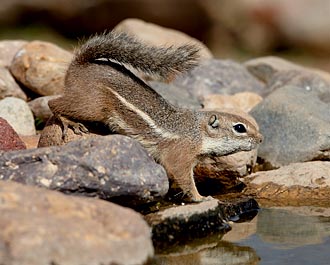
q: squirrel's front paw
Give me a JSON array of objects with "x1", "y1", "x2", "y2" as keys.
[
  {"x1": 54, "y1": 115, "x2": 89, "y2": 141},
  {"x1": 190, "y1": 194, "x2": 214, "y2": 203}
]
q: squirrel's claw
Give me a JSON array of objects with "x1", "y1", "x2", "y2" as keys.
[{"x1": 54, "y1": 115, "x2": 89, "y2": 141}]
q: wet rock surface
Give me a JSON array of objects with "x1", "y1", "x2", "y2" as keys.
[
  {"x1": 243, "y1": 161, "x2": 330, "y2": 206},
  {"x1": 146, "y1": 197, "x2": 259, "y2": 250},
  {"x1": 1, "y1": 135, "x2": 169, "y2": 205},
  {"x1": 0, "y1": 117, "x2": 26, "y2": 151},
  {"x1": 0, "y1": 180, "x2": 154, "y2": 265}
]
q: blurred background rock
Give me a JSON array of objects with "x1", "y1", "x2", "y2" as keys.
[{"x1": 0, "y1": 0, "x2": 329, "y2": 71}]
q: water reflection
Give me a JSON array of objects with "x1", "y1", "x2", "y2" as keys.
[{"x1": 151, "y1": 206, "x2": 330, "y2": 265}]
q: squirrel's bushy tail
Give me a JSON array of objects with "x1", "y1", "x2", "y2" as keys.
[{"x1": 73, "y1": 31, "x2": 200, "y2": 80}]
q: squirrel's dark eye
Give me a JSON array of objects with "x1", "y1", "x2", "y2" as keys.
[
  {"x1": 208, "y1": 115, "x2": 219, "y2": 129},
  {"x1": 233, "y1": 123, "x2": 247, "y2": 133}
]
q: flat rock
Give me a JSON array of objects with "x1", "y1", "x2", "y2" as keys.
[
  {"x1": 0, "y1": 117, "x2": 26, "y2": 151},
  {"x1": 0, "y1": 40, "x2": 28, "y2": 68},
  {"x1": 0, "y1": 67, "x2": 27, "y2": 100},
  {"x1": 146, "y1": 197, "x2": 259, "y2": 250},
  {"x1": 1, "y1": 135, "x2": 169, "y2": 204},
  {"x1": 10, "y1": 40, "x2": 72, "y2": 96},
  {"x1": 244, "y1": 161, "x2": 330, "y2": 206},
  {"x1": 250, "y1": 83, "x2": 330, "y2": 167},
  {"x1": 114, "y1": 18, "x2": 213, "y2": 60},
  {"x1": 0, "y1": 97, "x2": 36, "y2": 136},
  {"x1": 0, "y1": 180, "x2": 153, "y2": 265},
  {"x1": 173, "y1": 59, "x2": 265, "y2": 100}
]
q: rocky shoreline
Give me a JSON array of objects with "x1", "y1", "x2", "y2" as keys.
[{"x1": 0, "y1": 18, "x2": 330, "y2": 264}]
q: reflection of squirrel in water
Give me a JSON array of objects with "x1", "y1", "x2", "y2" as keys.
[{"x1": 49, "y1": 31, "x2": 263, "y2": 202}]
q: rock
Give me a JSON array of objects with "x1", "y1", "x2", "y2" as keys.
[
  {"x1": 194, "y1": 149, "x2": 259, "y2": 194},
  {"x1": 202, "y1": 91, "x2": 263, "y2": 112},
  {"x1": 1, "y1": 135, "x2": 169, "y2": 204},
  {"x1": 145, "y1": 197, "x2": 259, "y2": 250},
  {"x1": 0, "y1": 180, "x2": 153, "y2": 265},
  {"x1": 28, "y1": 95, "x2": 60, "y2": 122},
  {"x1": 114, "y1": 18, "x2": 213, "y2": 60},
  {"x1": 250, "y1": 83, "x2": 330, "y2": 167},
  {"x1": 149, "y1": 81, "x2": 201, "y2": 109},
  {"x1": 244, "y1": 161, "x2": 330, "y2": 206},
  {"x1": 0, "y1": 117, "x2": 26, "y2": 151},
  {"x1": 244, "y1": 56, "x2": 330, "y2": 85},
  {"x1": 267, "y1": 70, "x2": 330, "y2": 100},
  {"x1": 0, "y1": 97, "x2": 36, "y2": 135},
  {"x1": 173, "y1": 59, "x2": 265, "y2": 100},
  {"x1": 38, "y1": 115, "x2": 111, "y2": 147},
  {"x1": 0, "y1": 40, "x2": 28, "y2": 68},
  {"x1": 0, "y1": 67, "x2": 27, "y2": 100},
  {"x1": 10, "y1": 40, "x2": 72, "y2": 96},
  {"x1": 19, "y1": 135, "x2": 40, "y2": 149}
]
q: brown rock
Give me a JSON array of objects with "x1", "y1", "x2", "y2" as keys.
[
  {"x1": 114, "y1": 18, "x2": 213, "y2": 60},
  {"x1": 202, "y1": 92, "x2": 263, "y2": 112},
  {"x1": 0, "y1": 117, "x2": 26, "y2": 151},
  {"x1": 19, "y1": 134, "x2": 40, "y2": 149},
  {"x1": 38, "y1": 115, "x2": 109, "y2": 147},
  {"x1": 244, "y1": 161, "x2": 330, "y2": 206},
  {"x1": 0, "y1": 40, "x2": 28, "y2": 68},
  {"x1": 0, "y1": 180, "x2": 153, "y2": 265},
  {"x1": 0, "y1": 67, "x2": 27, "y2": 100},
  {"x1": 10, "y1": 41, "x2": 72, "y2": 96}
]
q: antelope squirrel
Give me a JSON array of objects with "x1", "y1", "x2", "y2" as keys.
[{"x1": 49, "y1": 31, "x2": 263, "y2": 202}]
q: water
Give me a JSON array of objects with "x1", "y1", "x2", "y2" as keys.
[{"x1": 152, "y1": 206, "x2": 330, "y2": 265}]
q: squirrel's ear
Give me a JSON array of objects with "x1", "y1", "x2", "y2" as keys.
[{"x1": 208, "y1": 115, "x2": 219, "y2": 129}]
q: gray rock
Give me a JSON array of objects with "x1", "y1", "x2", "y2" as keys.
[
  {"x1": 0, "y1": 117, "x2": 26, "y2": 151},
  {"x1": 173, "y1": 59, "x2": 265, "y2": 100},
  {"x1": 0, "y1": 135, "x2": 169, "y2": 204},
  {"x1": 250, "y1": 83, "x2": 330, "y2": 167},
  {"x1": 28, "y1": 95, "x2": 60, "y2": 121},
  {"x1": 0, "y1": 180, "x2": 153, "y2": 265},
  {"x1": 0, "y1": 67, "x2": 27, "y2": 100},
  {"x1": 149, "y1": 81, "x2": 201, "y2": 109},
  {"x1": 10, "y1": 40, "x2": 72, "y2": 96},
  {"x1": 267, "y1": 70, "x2": 330, "y2": 102},
  {"x1": 0, "y1": 97, "x2": 36, "y2": 135}
]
